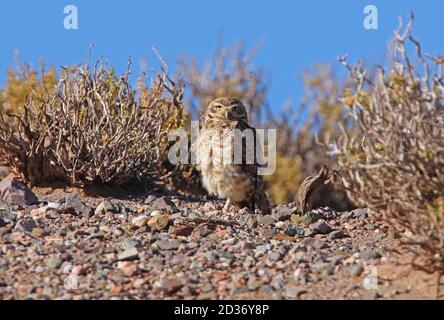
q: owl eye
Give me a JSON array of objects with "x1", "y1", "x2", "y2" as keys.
[{"x1": 215, "y1": 105, "x2": 223, "y2": 110}]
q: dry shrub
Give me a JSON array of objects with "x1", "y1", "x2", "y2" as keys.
[
  {"x1": 0, "y1": 61, "x2": 57, "y2": 166},
  {"x1": 0, "y1": 56, "x2": 185, "y2": 187},
  {"x1": 178, "y1": 41, "x2": 268, "y2": 122},
  {"x1": 327, "y1": 15, "x2": 444, "y2": 278}
]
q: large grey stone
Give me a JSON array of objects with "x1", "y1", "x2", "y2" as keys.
[
  {"x1": 0, "y1": 166, "x2": 10, "y2": 181},
  {"x1": 63, "y1": 194, "x2": 87, "y2": 215},
  {"x1": 150, "y1": 196, "x2": 177, "y2": 212},
  {"x1": 0, "y1": 176, "x2": 38, "y2": 206},
  {"x1": 309, "y1": 219, "x2": 332, "y2": 235},
  {"x1": 95, "y1": 200, "x2": 119, "y2": 215}
]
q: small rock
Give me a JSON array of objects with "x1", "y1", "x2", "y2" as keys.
[
  {"x1": 117, "y1": 247, "x2": 139, "y2": 261},
  {"x1": 328, "y1": 230, "x2": 347, "y2": 240},
  {"x1": 366, "y1": 223, "x2": 375, "y2": 230},
  {"x1": 303, "y1": 211, "x2": 325, "y2": 226},
  {"x1": 0, "y1": 211, "x2": 17, "y2": 223},
  {"x1": 0, "y1": 176, "x2": 38, "y2": 206},
  {"x1": 131, "y1": 216, "x2": 148, "y2": 228},
  {"x1": 45, "y1": 256, "x2": 62, "y2": 269},
  {"x1": 299, "y1": 238, "x2": 328, "y2": 250},
  {"x1": 133, "y1": 279, "x2": 146, "y2": 288},
  {"x1": 255, "y1": 244, "x2": 271, "y2": 255},
  {"x1": 148, "y1": 214, "x2": 169, "y2": 231},
  {"x1": 170, "y1": 212, "x2": 182, "y2": 220},
  {"x1": 312, "y1": 262, "x2": 334, "y2": 276},
  {"x1": 121, "y1": 206, "x2": 131, "y2": 214},
  {"x1": 171, "y1": 225, "x2": 194, "y2": 237},
  {"x1": 328, "y1": 255, "x2": 345, "y2": 266},
  {"x1": 31, "y1": 227, "x2": 46, "y2": 238},
  {"x1": 352, "y1": 208, "x2": 368, "y2": 220},
  {"x1": 42, "y1": 287, "x2": 53, "y2": 297},
  {"x1": 61, "y1": 263, "x2": 73, "y2": 274},
  {"x1": 273, "y1": 233, "x2": 294, "y2": 241},
  {"x1": 117, "y1": 262, "x2": 138, "y2": 277},
  {"x1": 246, "y1": 278, "x2": 260, "y2": 290},
  {"x1": 189, "y1": 211, "x2": 203, "y2": 219},
  {"x1": 20, "y1": 219, "x2": 37, "y2": 232},
  {"x1": 403, "y1": 230, "x2": 413, "y2": 238},
  {"x1": 360, "y1": 248, "x2": 382, "y2": 260},
  {"x1": 304, "y1": 228, "x2": 314, "y2": 237},
  {"x1": 269, "y1": 252, "x2": 282, "y2": 261},
  {"x1": 63, "y1": 194, "x2": 87, "y2": 215},
  {"x1": 284, "y1": 225, "x2": 304, "y2": 237},
  {"x1": 95, "y1": 200, "x2": 119, "y2": 214},
  {"x1": 155, "y1": 239, "x2": 181, "y2": 250},
  {"x1": 72, "y1": 265, "x2": 87, "y2": 276},
  {"x1": 201, "y1": 283, "x2": 214, "y2": 293},
  {"x1": 150, "y1": 196, "x2": 176, "y2": 212},
  {"x1": 191, "y1": 224, "x2": 213, "y2": 238},
  {"x1": 275, "y1": 221, "x2": 285, "y2": 228},
  {"x1": 0, "y1": 166, "x2": 10, "y2": 181},
  {"x1": 256, "y1": 215, "x2": 275, "y2": 225},
  {"x1": 198, "y1": 291, "x2": 217, "y2": 300},
  {"x1": 46, "y1": 209, "x2": 59, "y2": 219},
  {"x1": 262, "y1": 229, "x2": 276, "y2": 238},
  {"x1": 220, "y1": 251, "x2": 235, "y2": 260},
  {"x1": 343, "y1": 256, "x2": 357, "y2": 265},
  {"x1": 0, "y1": 217, "x2": 6, "y2": 228},
  {"x1": 203, "y1": 202, "x2": 218, "y2": 212},
  {"x1": 150, "y1": 210, "x2": 163, "y2": 217},
  {"x1": 272, "y1": 206, "x2": 294, "y2": 221},
  {"x1": 189, "y1": 261, "x2": 203, "y2": 270},
  {"x1": 293, "y1": 252, "x2": 306, "y2": 263},
  {"x1": 136, "y1": 207, "x2": 145, "y2": 214},
  {"x1": 372, "y1": 292, "x2": 381, "y2": 299},
  {"x1": 144, "y1": 195, "x2": 156, "y2": 205},
  {"x1": 119, "y1": 237, "x2": 142, "y2": 250},
  {"x1": 47, "y1": 202, "x2": 62, "y2": 210},
  {"x1": 246, "y1": 216, "x2": 257, "y2": 229},
  {"x1": 286, "y1": 286, "x2": 306, "y2": 298},
  {"x1": 309, "y1": 219, "x2": 332, "y2": 235},
  {"x1": 157, "y1": 277, "x2": 183, "y2": 294},
  {"x1": 290, "y1": 214, "x2": 305, "y2": 225},
  {"x1": 348, "y1": 264, "x2": 364, "y2": 277}
]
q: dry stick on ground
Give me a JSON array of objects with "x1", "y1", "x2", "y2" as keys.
[{"x1": 296, "y1": 163, "x2": 341, "y2": 214}]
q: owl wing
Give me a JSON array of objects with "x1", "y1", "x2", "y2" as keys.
[{"x1": 235, "y1": 119, "x2": 271, "y2": 215}]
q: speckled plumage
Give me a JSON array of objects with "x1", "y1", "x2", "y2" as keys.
[{"x1": 198, "y1": 97, "x2": 271, "y2": 214}]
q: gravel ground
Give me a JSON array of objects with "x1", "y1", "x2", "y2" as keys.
[{"x1": 0, "y1": 187, "x2": 439, "y2": 300}]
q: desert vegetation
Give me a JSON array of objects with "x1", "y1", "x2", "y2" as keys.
[
  {"x1": 323, "y1": 14, "x2": 444, "y2": 284},
  {"x1": 0, "y1": 54, "x2": 184, "y2": 187}
]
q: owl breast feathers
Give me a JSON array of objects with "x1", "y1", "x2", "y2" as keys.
[{"x1": 198, "y1": 97, "x2": 271, "y2": 215}]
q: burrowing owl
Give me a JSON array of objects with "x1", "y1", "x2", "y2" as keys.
[{"x1": 198, "y1": 97, "x2": 271, "y2": 214}]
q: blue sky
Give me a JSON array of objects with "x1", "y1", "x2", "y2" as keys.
[{"x1": 1, "y1": 0, "x2": 443, "y2": 111}]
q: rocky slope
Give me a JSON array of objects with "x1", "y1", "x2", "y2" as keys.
[{"x1": 0, "y1": 178, "x2": 439, "y2": 299}]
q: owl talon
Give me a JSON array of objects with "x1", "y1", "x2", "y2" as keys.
[{"x1": 223, "y1": 198, "x2": 232, "y2": 213}]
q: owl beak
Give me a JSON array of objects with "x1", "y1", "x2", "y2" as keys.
[{"x1": 225, "y1": 110, "x2": 231, "y2": 119}]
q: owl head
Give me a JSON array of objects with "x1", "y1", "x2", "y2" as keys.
[{"x1": 204, "y1": 97, "x2": 248, "y2": 123}]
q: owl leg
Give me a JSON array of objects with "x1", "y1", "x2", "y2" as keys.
[{"x1": 223, "y1": 198, "x2": 233, "y2": 213}]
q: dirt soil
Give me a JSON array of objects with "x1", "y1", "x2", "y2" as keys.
[{"x1": 0, "y1": 186, "x2": 441, "y2": 300}]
